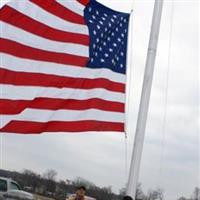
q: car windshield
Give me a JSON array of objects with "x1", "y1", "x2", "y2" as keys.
[
  {"x1": 10, "y1": 182, "x2": 21, "y2": 190},
  {"x1": 0, "y1": 179, "x2": 7, "y2": 192}
]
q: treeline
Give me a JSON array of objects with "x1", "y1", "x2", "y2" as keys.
[
  {"x1": 0, "y1": 169, "x2": 121, "y2": 200},
  {"x1": 177, "y1": 187, "x2": 200, "y2": 200},
  {"x1": 0, "y1": 169, "x2": 199, "y2": 200}
]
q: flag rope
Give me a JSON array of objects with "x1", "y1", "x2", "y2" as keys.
[
  {"x1": 131, "y1": 0, "x2": 135, "y2": 11},
  {"x1": 158, "y1": 0, "x2": 175, "y2": 190},
  {"x1": 124, "y1": 7, "x2": 134, "y2": 190},
  {"x1": 124, "y1": 134, "x2": 128, "y2": 185},
  {"x1": 125, "y1": 10, "x2": 134, "y2": 136},
  {"x1": 124, "y1": 6, "x2": 134, "y2": 188}
]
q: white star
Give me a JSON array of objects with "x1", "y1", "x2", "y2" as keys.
[
  {"x1": 96, "y1": 38, "x2": 99, "y2": 43},
  {"x1": 109, "y1": 48, "x2": 113, "y2": 52},
  {"x1": 89, "y1": 20, "x2": 93, "y2": 23},
  {"x1": 121, "y1": 33, "x2": 125, "y2": 38},
  {"x1": 93, "y1": 30, "x2": 97, "y2": 35},
  {"x1": 100, "y1": 58, "x2": 105, "y2": 63},
  {"x1": 99, "y1": 21, "x2": 103, "y2": 25},
  {"x1": 105, "y1": 27, "x2": 108, "y2": 32},
  {"x1": 104, "y1": 13, "x2": 108, "y2": 17},
  {"x1": 99, "y1": 47, "x2": 102, "y2": 51},
  {"x1": 120, "y1": 52, "x2": 124, "y2": 56},
  {"x1": 102, "y1": 17, "x2": 106, "y2": 21},
  {"x1": 96, "y1": 10, "x2": 99, "y2": 15},
  {"x1": 88, "y1": 7, "x2": 92, "y2": 12},
  {"x1": 113, "y1": 15, "x2": 117, "y2": 19},
  {"x1": 107, "y1": 37, "x2": 111, "y2": 41},
  {"x1": 95, "y1": 52, "x2": 98, "y2": 57},
  {"x1": 104, "y1": 53, "x2": 109, "y2": 57},
  {"x1": 103, "y1": 42, "x2": 106, "y2": 46},
  {"x1": 113, "y1": 43, "x2": 117, "y2": 47},
  {"x1": 97, "y1": 25, "x2": 101, "y2": 29},
  {"x1": 124, "y1": 19, "x2": 127, "y2": 23},
  {"x1": 111, "y1": 32, "x2": 115, "y2": 36},
  {"x1": 116, "y1": 28, "x2": 119, "y2": 32},
  {"x1": 91, "y1": 58, "x2": 94, "y2": 62},
  {"x1": 125, "y1": 29, "x2": 127, "y2": 33},
  {"x1": 101, "y1": 33, "x2": 104, "y2": 38},
  {"x1": 117, "y1": 38, "x2": 121, "y2": 42},
  {"x1": 93, "y1": 44, "x2": 96, "y2": 49},
  {"x1": 120, "y1": 23, "x2": 123, "y2": 27},
  {"x1": 120, "y1": 64, "x2": 124, "y2": 68},
  {"x1": 111, "y1": 18, "x2": 114, "y2": 23},
  {"x1": 108, "y1": 23, "x2": 112, "y2": 27},
  {"x1": 92, "y1": 15, "x2": 96, "y2": 19}
]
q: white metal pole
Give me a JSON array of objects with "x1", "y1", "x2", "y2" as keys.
[{"x1": 126, "y1": 0, "x2": 164, "y2": 199}]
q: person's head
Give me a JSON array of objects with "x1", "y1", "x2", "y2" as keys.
[
  {"x1": 123, "y1": 196, "x2": 133, "y2": 200},
  {"x1": 75, "y1": 186, "x2": 86, "y2": 198}
]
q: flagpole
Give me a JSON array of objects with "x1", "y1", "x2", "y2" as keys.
[{"x1": 126, "y1": 0, "x2": 164, "y2": 199}]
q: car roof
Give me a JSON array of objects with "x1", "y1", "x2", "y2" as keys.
[
  {"x1": 0, "y1": 177, "x2": 11, "y2": 181},
  {"x1": 0, "y1": 177, "x2": 18, "y2": 184}
]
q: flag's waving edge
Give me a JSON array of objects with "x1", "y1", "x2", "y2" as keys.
[{"x1": 0, "y1": 0, "x2": 130, "y2": 134}]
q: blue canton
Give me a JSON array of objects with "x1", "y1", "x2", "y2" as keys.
[{"x1": 84, "y1": 0, "x2": 130, "y2": 75}]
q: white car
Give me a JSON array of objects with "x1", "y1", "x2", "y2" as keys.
[{"x1": 0, "y1": 177, "x2": 34, "y2": 200}]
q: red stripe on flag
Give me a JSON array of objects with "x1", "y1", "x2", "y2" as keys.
[
  {"x1": 0, "y1": 6, "x2": 89, "y2": 46},
  {"x1": 0, "y1": 120, "x2": 124, "y2": 133},
  {"x1": 0, "y1": 68, "x2": 125, "y2": 93},
  {"x1": 0, "y1": 98, "x2": 125, "y2": 114},
  {"x1": 0, "y1": 38, "x2": 89, "y2": 67},
  {"x1": 30, "y1": 0, "x2": 85, "y2": 25},
  {"x1": 76, "y1": 0, "x2": 90, "y2": 6}
]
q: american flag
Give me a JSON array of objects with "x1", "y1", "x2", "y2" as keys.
[{"x1": 0, "y1": 0, "x2": 130, "y2": 134}]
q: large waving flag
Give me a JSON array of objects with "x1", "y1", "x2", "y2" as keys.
[{"x1": 0, "y1": 0, "x2": 130, "y2": 134}]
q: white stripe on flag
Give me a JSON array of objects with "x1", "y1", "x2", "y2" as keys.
[
  {"x1": 56, "y1": 0, "x2": 85, "y2": 16},
  {"x1": 0, "y1": 22, "x2": 89, "y2": 57},
  {"x1": 0, "y1": 53, "x2": 126, "y2": 84},
  {"x1": 7, "y1": 1, "x2": 89, "y2": 35},
  {"x1": 0, "y1": 108, "x2": 125, "y2": 129},
  {"x1": 1, "y1": 84, "x2": 125, "y2": 103}
]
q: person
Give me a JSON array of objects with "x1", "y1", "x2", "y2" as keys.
[
  {"x1": 123, "y1": 196, "x2": 133, "y2": 200},
  {"x1": 67, "y1": 186, "x2": 87, "y2": 200}
]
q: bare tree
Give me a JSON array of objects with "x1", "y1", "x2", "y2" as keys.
[
  {"x1": 43, "y1": 169, "x2": 58, "y2": 194},
  {"x1": 146, "y1": 188, "x2": 164, "y2": 200},
  {"x1": 73, "y1": 177, "x2": 95, "y2": 188},
  {"x1": 136, "y1": 183, "x2": 145, "y2": 199},
  {"x1": 192, "y1": 187, "x2": 200, "y2": 200},
  {"x1": 43, "y1": 169, "x2": 57, "y2": 181},
  {"x1": 177, "y1": 197, "x2": 188, "y2": 200}
]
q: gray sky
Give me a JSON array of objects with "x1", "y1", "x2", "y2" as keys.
[{"x1": 0, "y1": 0, "x2": 199, "y2": 200}]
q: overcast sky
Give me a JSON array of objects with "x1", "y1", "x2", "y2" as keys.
[{"x1": 0, "y1": 0, "x2": 199, "y2": 200}]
